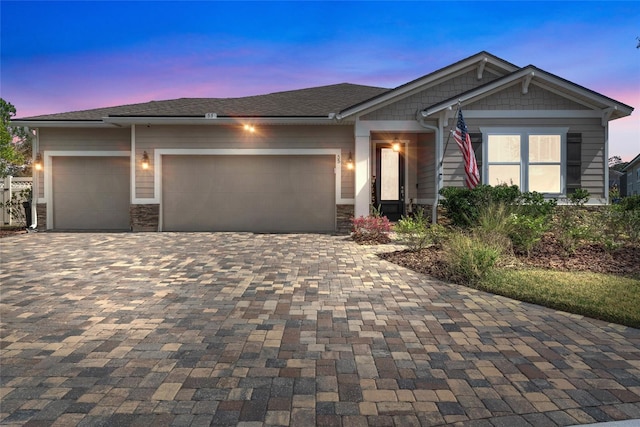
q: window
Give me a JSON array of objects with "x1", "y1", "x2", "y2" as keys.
[{"x1": 481, "y1": 128, "x2": 567, "y2": 194}]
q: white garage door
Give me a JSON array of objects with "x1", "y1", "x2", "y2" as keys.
[
  {"x1": 162, "y1": 155, "x2": 336, "y2": 232},
  {"x1": 52, "y1": 157, "x2": 130, "y2": 230}
]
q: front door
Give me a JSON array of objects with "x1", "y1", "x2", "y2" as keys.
[{"x1": 375, "y1": 145, "x2": 405, "y2": 221}]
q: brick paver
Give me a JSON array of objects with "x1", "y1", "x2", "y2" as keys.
[{"x1": 1, "y1": 232, "x2": 639, "y2": 426}]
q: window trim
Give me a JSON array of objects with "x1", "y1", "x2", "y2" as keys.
[{"x1": 480, "y1": 127, "x2": 569, "y2": 195}]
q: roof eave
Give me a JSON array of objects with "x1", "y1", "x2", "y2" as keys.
[
  {"x1": 103, "y1": 115, "x2": 339, "y2": 126},
  {"x1": 10, "y1": 120, "x2": 119, "y2": 128}
]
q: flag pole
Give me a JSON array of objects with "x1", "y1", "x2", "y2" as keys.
[{"x1": 439, "y1": 100, "x2": 461, "y2": 168}]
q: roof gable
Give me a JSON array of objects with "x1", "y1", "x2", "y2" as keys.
[
  {"x1": 420, "y1": 65, "x2": 633, "y2": 121},
  {"x1": 337, "y1": 51, "x2": 519, "y2": 119}
]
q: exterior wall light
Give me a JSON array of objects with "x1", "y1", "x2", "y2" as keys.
[
  {"x1": 141, "y1": 151, "x2": 150, "y2": 170},
  {"x1": 243, "y1": 124, "x2": 256, "y2": 133},
  {"x1": 392, "y1": 137, "x2": 401, "y2": 152},
  {"x1": 34, "y1": 152, "x2": 43, "y2": 171},
  {"x1": 347, "y1": 152, "x2": 354, "y2": 170}
]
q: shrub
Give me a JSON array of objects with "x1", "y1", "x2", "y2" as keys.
[
  {"x1": 567, "y1": 188, "x2": 590, "y2": 206},
  {"x1": 509, "y1": 213, "x2": 549, "y2": 256},
  {"x1": 554, "y1": 206, "x2": 593, "y2": 254},
  {"x1": 439, "y1": 184, "x2": 521, "y2": 227},
  {"x1": 607, "y1": 195, "x2": 640, "y2": 244},
  {"x1": 515, "y1": 191, "x2": 556, "y2": 219},
  {"x1": 476, "y1": 201, "x2": 514, "y2": 237},
  {"x1": 394, "y1": 207, "x2": 431, "y2": 251},
  {"x1": 443, "y1": 232, "x2": 503, "y2": 285},
  {"x1": 351, "y1": 214, "x2": 391, "y2": 244}
]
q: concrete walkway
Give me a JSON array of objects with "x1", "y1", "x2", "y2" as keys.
[{"x1": 1, "y1": 233, "x2": 639, "y2": 426}]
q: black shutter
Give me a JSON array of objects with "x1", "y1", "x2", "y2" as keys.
[
  {"x1": 470, "y1": 133, "x2": 483, "y2": 181},
  {"x1": 566, "y1": 133, "x2": 582, "y2": 194}
]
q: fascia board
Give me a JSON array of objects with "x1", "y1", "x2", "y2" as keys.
[
  {"x1": 10, "y1": 120, "x2": 118, "y2": 128},
  {"x1": 103, "y1": 116, "x2": 336, "y2": 126}
]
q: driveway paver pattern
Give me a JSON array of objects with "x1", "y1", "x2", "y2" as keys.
[{"x1": 1, "y1": 232, "x2": 639, "y2": 427}]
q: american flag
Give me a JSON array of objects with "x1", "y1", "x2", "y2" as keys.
[{"x1": 453, "y1": 110, "x2": 480, "y2": 189}]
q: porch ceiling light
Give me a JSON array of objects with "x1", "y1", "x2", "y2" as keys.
[
  {"x1": 347, "y1": 152, "x2": 354, "y2": 170},
  {"x1": 141, "y1": 151, "x2": 150, "y2": 170},
  {"x1": 243, "y1": 124, "x2": 256, "y2": 133},
  {"x1": 392, "y1": 138, "x2": 401, "y2": 152},
  {"x1": 34, "y1": 152, "x2": 43, "y2": 171}
]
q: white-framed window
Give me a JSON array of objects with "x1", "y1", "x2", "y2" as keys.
[{"x1": 481, "y1": 127, "x2": 568, "y2": 194}]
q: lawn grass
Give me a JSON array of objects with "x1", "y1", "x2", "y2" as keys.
[{"x1": 476, "y1": 268, "x2": 640, "y2": 328}]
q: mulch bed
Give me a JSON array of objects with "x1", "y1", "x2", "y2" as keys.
[
  {"x1": 0, "y1": 228, "x2": 26, "y2": 239},
  {"x1": 378, "y1": 233, "x2": 640, "y2": 280}
]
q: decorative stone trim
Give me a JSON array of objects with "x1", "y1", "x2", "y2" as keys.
[
  {"x1": 130, "y1": 204, "x2": 159, "y2": 232},
  {"x1": 336, "y1": 204, "x2": 354, "y2": 235},
  {"x1": 36, "y1": 203, "x2": 46, "y2": 231}
]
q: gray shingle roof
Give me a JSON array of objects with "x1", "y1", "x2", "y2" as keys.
[{"x1": 17, "y1": 83, "x2": 390, "y2": 121}]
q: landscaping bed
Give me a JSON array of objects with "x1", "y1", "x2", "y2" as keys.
[{"x1": 381, "y1": 233, "x2": 640, "y2": 280}]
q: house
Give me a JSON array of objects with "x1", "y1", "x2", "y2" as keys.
[
  {"x1": 622, "y1": 153, "x2": 640, "y2": 196},
  {"x1": 13, "y1": 51, "x2": 634, "y2": 233}
]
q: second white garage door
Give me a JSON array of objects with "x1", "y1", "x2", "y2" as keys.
[{"x1": 162, "y1": 155, "x2": 336, "y2": 232}]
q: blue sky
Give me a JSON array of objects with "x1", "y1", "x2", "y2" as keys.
[{"x1": 2, "y1": 1, "x2": 639, "y2": 160}]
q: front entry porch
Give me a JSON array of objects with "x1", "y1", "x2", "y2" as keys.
[{"x1": 353, "y1": 122, "x2": 439, "y2": 222}]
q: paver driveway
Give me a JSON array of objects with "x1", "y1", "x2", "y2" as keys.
[{"x1": 1, "y1": 232, "x2": 639, "y2": 427}]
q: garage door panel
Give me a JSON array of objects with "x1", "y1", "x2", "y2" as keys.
[
  {"x1": 163, "y1": 155, "x2": 335, "y2": 232},
  {"x1": 53, "y1": 157, "x2": 130, "y2": 230}
]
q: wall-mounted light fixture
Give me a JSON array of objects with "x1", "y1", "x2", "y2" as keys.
[
  {"x1": 34, "y1": 152, "x2": 43, "y2": 171},
  {"x1": 392, "y1": 137, "x2": 401, "y2": 152},
  {"x1": 141, "y1": 151, "x2": 150, "y2": 170},
  {"x1": 346, "y1": 152, "x2": 354, "y2": 170},
  {"x1": 243, "y1": 124, "x2": 256, "y2": 133}
]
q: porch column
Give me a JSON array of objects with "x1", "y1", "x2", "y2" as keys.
[{"x1": 354, "y1": 130, "x2": 370, "y2": 218}]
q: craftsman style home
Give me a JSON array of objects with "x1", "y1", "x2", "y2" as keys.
[{"x1": 14, "y1": 52, "x2": 633, "y2": 233}]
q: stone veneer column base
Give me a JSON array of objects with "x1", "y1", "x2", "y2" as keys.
[
  {"x1": 36, "y1": 203, "x2": 47, "y2": 231},
  {"x1": 130, "y1": 204, "x2": 160, "y2": 232},
  {"x1": 336, "y1": 204, "x2": 354, "y2": 235}
]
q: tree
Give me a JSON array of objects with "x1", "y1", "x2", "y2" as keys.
[
  {"x1": 609, "y1": 155, "x2": 628, "y2": 172},
  {"x1": 0, "y1": 98, "x2": 33, "y2": 177}
]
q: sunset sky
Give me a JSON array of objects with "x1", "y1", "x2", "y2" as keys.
[{"x1": 2, "y1": 1, "x2": 639, "y2": 160}]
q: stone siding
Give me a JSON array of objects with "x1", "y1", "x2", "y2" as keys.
[
  {"x1": 336, "y1": 204, "x2": 354, "y2": 235},
  {"x1": 130, "y1": 204, "x2": 160, "y2": 232},
  {"x1": 36, "y1": 203, "x2": 46, "y2": 231}
]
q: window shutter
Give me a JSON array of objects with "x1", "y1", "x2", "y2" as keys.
[
  {"x1": 470, "y1": 133, "x2": 483, "y2": 180},
  {"x1": 566, "y1": 133, "x2": 582, "y2": 194}
]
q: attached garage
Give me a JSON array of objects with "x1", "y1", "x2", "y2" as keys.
[
  {"x1": 52, "y1": 156, "x2": 130, "y2": 230},
  {"x1": 162, "y1": 155, "x2": 336, "y2": 232}
]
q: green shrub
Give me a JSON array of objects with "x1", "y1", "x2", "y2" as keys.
[
  {"x1": 554, "y1": 206, "x2": 594, "y2": 254},
  {"x1": 439, "y1": 184, "x2": 520, "y2": 227},
  {"x1": 508, "y1": 213, "x2": 549, "y2": 256},
  {"x1": 476, "y1": 201, "x2": 514, "y2": 237},
  {"x1": 443, "y1": 232, "x2": 503, "y2": 285},
  {"x1": 395, "y1": 207, "x2": 431, "y2": 251},
  {"x1": 567, "y1": 188, "x2": 590, "y2": 206},
  {"x1": 428, "y1": 223, "x2": 449, "y2": 248},
  {"x1": 515, "y1": 191, "x2": 556, "y2": 219}
]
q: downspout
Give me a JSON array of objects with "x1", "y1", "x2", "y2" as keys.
[
  {"x1": 30, "y1": 128, "x2": 39, "y2": 229},
  {"x1": 416, "y1": 111, "x2": 441, "y2": 223}
]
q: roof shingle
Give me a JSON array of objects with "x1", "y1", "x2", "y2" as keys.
[{"x1": 17, "y1": 83, "x2": 390, "y2": 121}]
